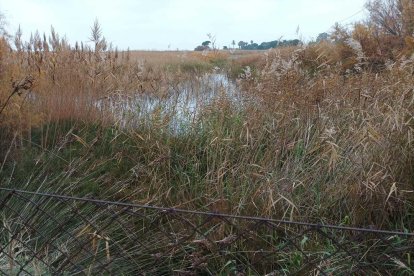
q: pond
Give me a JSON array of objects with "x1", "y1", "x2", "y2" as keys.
[{"x1": 95, "y1": 73, "x2": 245, "y2": 132}]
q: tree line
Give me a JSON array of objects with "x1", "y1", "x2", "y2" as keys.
[
  {"x1": 194, "y1": 38, "x2": 302, "y2": 51},
  {"x1": 234, "y1": 39, "x2": 301, "y2": 50}
]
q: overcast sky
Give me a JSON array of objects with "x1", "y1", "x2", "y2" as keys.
[{"x1": 1, "y1": 0, "x2": 367, "y2": 50}]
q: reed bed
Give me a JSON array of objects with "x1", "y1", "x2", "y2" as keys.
[
  {"x1": 0, "y1": 13, "x2": 414, "y2": 274},
  {"x1": 0, "y1": 23, "x2": 413, "y2": 231}
]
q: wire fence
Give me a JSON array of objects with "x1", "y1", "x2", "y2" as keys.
[{"x1": 0, "y1": 188, "x2": 413, "y2": 275}]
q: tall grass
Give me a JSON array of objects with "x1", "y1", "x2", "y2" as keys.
[{"x1": 0, "y1": 24, "x2": 413, "y2": 231}]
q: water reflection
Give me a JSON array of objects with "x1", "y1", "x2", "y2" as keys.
[{"x1": 96, "y1": 73, "x2": 242, "y2": 132}]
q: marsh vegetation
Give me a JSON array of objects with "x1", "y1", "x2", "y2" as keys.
[{"x1": 0, "y1": 1, "x2": 414, "y2": 273}]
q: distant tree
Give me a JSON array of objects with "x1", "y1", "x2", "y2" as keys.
[
  {"x1": 232, "y1": 40, "x2": 236, "y2": 49},
  {"x1": 258, "y1": 40, "x2": 279, "y2": 49},
  {"x1": 238, "y1": 41, "x2": 248, "y2": 49},
  {"x1": 202, "y1": 40, "x2": 211, "y2": 47},
  {"x1": 257, "y1": 42, "x2": 266, "y2": 50},
  {"x1": 194, "y1": 45, "x2": 208, "y2": 51},
  {"x1": 269, "y1": 40, "x2": 278, "y2": 48},
  {"x1": 223, "y1": 46, "x2": 228, "y2": 50},
  {"x1": 245, "y1": 43, "x2": 259, "y2": 50},
  {"x1": 278, "y1": 39, "x2": 301, "y2": 47},
  {"x1": 289, "y1": 39, "x2": 301, "y2": 46},
  {"x1": 316, "y1": 32, "x2": 329, "y2": 42}
]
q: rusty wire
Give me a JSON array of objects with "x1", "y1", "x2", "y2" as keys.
[{"x1": 0, "y1": 188, "x2": 413, "y2": 275}]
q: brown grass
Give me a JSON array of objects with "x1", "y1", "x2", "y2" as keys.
[{"x1": 0, "y1": 24, "x2": 413, "y2": 229}]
